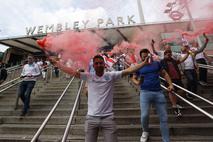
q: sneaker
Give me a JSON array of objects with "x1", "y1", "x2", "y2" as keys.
[
  {"x1": 186, "y1": 94, "x2": 194, "y2": 100},
  {"x1": 199, "y1": 81, "x2": 208, "y2": 86},
  {"x1": 20, "y1": 111, "x2": 27, "y2": 117},
  {"x1": 20, "y1": 109, "x2": 29, "y2": 117},
  {"x1": 173, "y1": 107, "x2": 182, "y2": 117},
  {"x1": 176, "y1": 104, "x2": 184, "y2": 109},
  {"x1": 140, "y1": 132, "x2": 149, "y2": 142}
]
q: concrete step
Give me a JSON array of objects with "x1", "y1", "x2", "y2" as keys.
[
  {"x1": 0, "y1": 77, "x2": 212, "y2": 141},
  {"x1": 35, "y1": 94, "x2": 139, "y2": 100},
  {"x1": 0, "y1": 135, "x2": 213, "y2": 142},
  {"x1": 67, "y1": 135, "x2": 213, "y2": 142},
  {"x1": 73, "y1": 114, "x2": 213, "y2": 125},
  {"x1": 1, "y1": 114, "x2": 212, "y2": 125},
  {"x1": 76, "y1": 106, "x2": 213, "y2": 116},
  {"x1": 1, "y1": 123, "x2": 213, "y2": 136},
  {"x1": 0, "y1": 96, "x2": 139, "y2": 104},
  {"x1": 0, "y1": 98, "x2": 78, "y2": 107},
  {"x1": 0, "y1": 123, "x2": 213, "y2": 136},
  {"x1": 0, "y1": 124, "x2": 66, "y2": 135},
  {"x1": 69, "y1": 123, "x2": 213, "y2": 136},
  {"x1": 2, "y1": 94, "x2": 210, "y2": 106},
  {"x1": 0, "y1": 108, "x2": 73, "y2": 116},
  {"x1": 0, "y1": 99, "x2": 212, "y2": 116}
]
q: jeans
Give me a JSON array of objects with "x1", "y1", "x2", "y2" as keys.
[
  {"x1": 85, "y1": 115, "x2": 117, "y2": 142},
  {"x1": 140, "y1": 90, "x2": 170, "y2": 142},
  {"x1": 184, "y1": 69, "x2": 197, "y2": 93},
  {"x1": 18, "y1": 81, "x2": 36, "y2": 113}
]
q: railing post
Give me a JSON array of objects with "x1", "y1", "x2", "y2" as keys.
[
  {"x1": 14, "y1": 91, "x2": 20, "y2": 110},
  {"x1": 50, "y1": 66, "x2": 53, "y2": 81},
  {"x1": 61, "y1": 81, "x2": 84, "y2": 142}
]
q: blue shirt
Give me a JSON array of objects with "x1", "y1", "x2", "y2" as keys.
[{"x1": 136, "y1": 61, "x2": 162, "y2": 91}]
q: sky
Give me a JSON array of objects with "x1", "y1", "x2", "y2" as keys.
[{"x1": 0, "y1": 0, "x2": 212, "y2": 52}]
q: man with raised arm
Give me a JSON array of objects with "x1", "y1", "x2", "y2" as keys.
[
  {"x1": 132, "y1": 48, "x2": 174, "y2": 142},
  {"x1": 180, "y1": 33, "x2": 209, "y2": 99},
  {"x1": 51, "y1": 54, "x2": 148, "y2": 142},
  {"x1": 160, "y1": 49, "x2": 189, "y2": 117}
]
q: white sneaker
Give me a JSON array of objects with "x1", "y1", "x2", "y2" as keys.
[
  {"x1": 140, "y1": 132, "x2": 149, "y2": 142},
  {"x1": 186, "y1": 94, "x2": 194, "y2": 100},
  {"x1": 199, "y1": 81, "x2": 208, "y2": 86},
  {"x1": 176, "y1": 104, "x2": 184, "y2": 109}
]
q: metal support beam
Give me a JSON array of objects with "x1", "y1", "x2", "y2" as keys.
[
  {"x1": 90, "y1": 30, "x2": 112, "y2": 46},
  {"x1": 30, "y1": 37, "x2": 39, "y2": 41},
  {"x1": 13, "y1": 39, "x2": 41, "y2": 51},
  {"x1": 116, "y1": 29, "x2": 129, "y2": 42},
  {"x1": 0, "y1": 41, "x2": 34, "y2": 54}
]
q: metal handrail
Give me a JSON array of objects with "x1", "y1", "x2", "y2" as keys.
[
  {"x1": 160, "y1": 77, "x2": 213, "y2": 106},
  {"x1": 197, "y1": 63, "x2": 213, "y2": 70},
  {"x1": 123, "y1": 61, "x2": 213, "y2": 119},
  {"x1": 0, "y1": 79, "x2": 22, "y2": 94},
  {"x1": 161, "y1": 85, "x2": 213, "y2": 119},
  {"x1": 207, "y1": 55, "x2": 213, "y2": 58},
  {"x1": 6, "y1": 65, "x2": 22, "y2": 72},
  {"x1": 61, "y1": 80, "x2": 84, "y2": 142},
  {"x1": 0, "y1": 64, "x2": 54, "y2": 89},
  {"x1": 31, "y1": 77, "x2": 75, "y2": 142},
  {"x1": 0, "y1": 77, "x2": 20, "y2": 88}
]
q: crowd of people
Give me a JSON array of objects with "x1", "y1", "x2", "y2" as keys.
[
  {"x1": 48, "y1": 33, "x2": 211, "y2": 142},
  {"x1": 0, "y1": 32, "x2": 211, "y2": 142}
]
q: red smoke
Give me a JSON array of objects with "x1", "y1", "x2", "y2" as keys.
[
  {"x1": 161, "y1": 34, "x2": 179, "y2": 44},
  {"x1": 110, "y1": 41, "x2": 140, "y2": 64},
  {"x1": 37, "y1": 30, "x2": 103, "y2": 70},
  {"x1": 36, "y1": 0, "x2": 213, "y2": 69}
]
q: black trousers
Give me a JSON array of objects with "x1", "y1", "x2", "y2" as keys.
[
  {"x1": 184, "y1": 69, "x2": 197, "y2": 94},
  {"x1": 196, "y1": 58, "x2": 207, "y2": 83},
  {"x1": 18, "y1": 81, "x2": 36, "y2": 113}
]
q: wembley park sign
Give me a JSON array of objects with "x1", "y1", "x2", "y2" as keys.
[{"x1": 25, "y1": 15, "x2": 137, "y2": 36}]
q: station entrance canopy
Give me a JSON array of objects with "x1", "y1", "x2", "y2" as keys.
[
  {"x1": 0, "y1": 25, "x2": 143, "y2": 54},
  {"x1": 0, "y1": 35, "x2": 44, "y2": 53}
]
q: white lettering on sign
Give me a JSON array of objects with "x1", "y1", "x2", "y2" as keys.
[{"x1": 25, "y1": 15, "x2": 137, "y2": 35}]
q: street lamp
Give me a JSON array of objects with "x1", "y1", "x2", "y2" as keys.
[{"x1": 137, "y1": 0, "x2": 145, "y2": 24}]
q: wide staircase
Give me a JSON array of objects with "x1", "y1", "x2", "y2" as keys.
[
  {"x1": 0, "y1": 73, "x2": 213, "y2": 141},
  {"x1": 0, "y1": 77, "x2": 81, "y2": 141},
  {"x1": 67, "y1": 76, "x2": 213, "y2": 142}
]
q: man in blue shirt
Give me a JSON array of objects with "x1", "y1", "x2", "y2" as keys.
[{"x1": 132, "y1": 48, "x2": 174, "y2": 142}]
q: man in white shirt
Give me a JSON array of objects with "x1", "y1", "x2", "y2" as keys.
[
  {"x1": 51, "y1": 54, "x2": 148, "y2": 142},
  {"x1": 190, "y1": 41, "x2": 211, "y2": 86},
  {"x1": 18, "y1": 55, "x2": 40, "y2": 116},
  {"x1": 181, "y1": 33, "x2": 209, "y2": 99}
]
